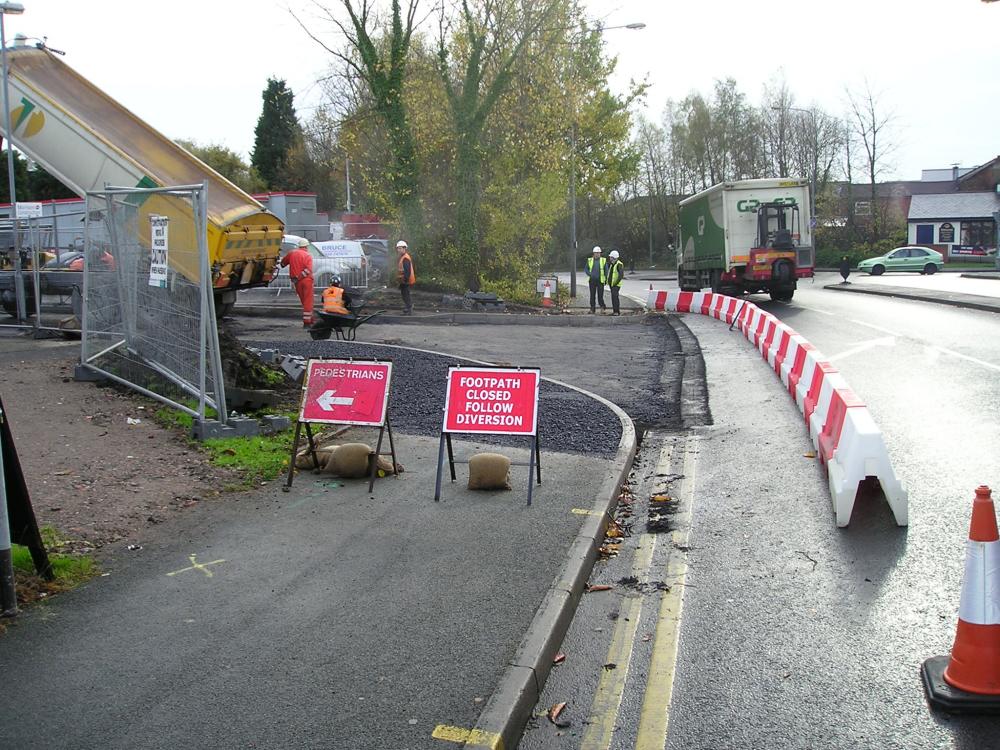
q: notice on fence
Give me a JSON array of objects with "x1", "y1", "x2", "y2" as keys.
[
  {"x1": 149, "y1": 215, "x2": 169, "y2": 288},
  {"x1": 442, "y1": 367, "x2": 540, "y2": 436}
]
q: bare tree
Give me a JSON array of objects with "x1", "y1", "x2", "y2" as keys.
[
  {"x1": 846, "y1": 81, "x2": 897, "y2": 243},
  {"x1": 760, "y1": 76, "x2": 796, "y2": 176}
]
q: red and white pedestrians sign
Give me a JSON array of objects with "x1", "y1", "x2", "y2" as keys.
[
  {"x1": 299, "y1": 359, "x2": 392, "y2": 426},
  {"x1": 442, "y1": 367, "x2": 540, "y2": 436}
]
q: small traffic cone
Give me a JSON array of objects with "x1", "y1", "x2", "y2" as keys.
[
  {"x1": 922, "y1": 486, "x2": 1000, "y2": 713},
  {"x1": 542, "y1": 281, "x2": 553, "y2": 308}
]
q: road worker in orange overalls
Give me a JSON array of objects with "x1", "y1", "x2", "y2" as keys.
[{"x1": 281, "y1": 237, "x2": 314, "y2": 326}]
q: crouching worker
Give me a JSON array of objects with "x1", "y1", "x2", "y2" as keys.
[{"x1": 322, "y1": 275, "x2": 353, "y2": 317}]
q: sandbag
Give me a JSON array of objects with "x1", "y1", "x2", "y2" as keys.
[
  {"x1": 468, "y1": 453, "x2": 511, "y2": 491},
  {"x1": 295, "y1": 447, "x2": 336, "y2": 469},
  {"x1": 324, "y1": 443, "x2": 374, "y2": 478}
]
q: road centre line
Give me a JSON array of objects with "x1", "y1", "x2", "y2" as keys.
[
  {"x1": 928, "y1": 345, "x2": 1000, "y2": 373},
  {"x1": 827, "y1": 336, "x2": 896, "y2": 362},
  {"x1": 635, "y1": 435, "x2": 699, "y2": 749},
  {"x1": 794, "y1": 304, "x2": 836, "y2": 317},
  {"x1": 847, "y1": 319, "x2": 902, "y2": 337}
]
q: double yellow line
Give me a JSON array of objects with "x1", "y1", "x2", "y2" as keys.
[{"x1": 580, "y1": 435, "x2": 697, "y2": 750}]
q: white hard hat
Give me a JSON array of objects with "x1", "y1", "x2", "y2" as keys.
[
  {"x1": 296, "y1": 237, "x2": 309, "y2": 248},
  {"x1": 609, "y1": 250, "x2": 620, "y2": 260},
  {"x1": 592, "y1": 246, "x2": 602, "y2": 254},
  {"x1": 396, "y1": 240, "x2": 408, "y2": 249}
]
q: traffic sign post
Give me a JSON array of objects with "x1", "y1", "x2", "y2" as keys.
[
  {"x1": 434, "y1": 365, "x2": 542, "y2": 505},
  {"x1": 284, "y1": 359, "x2": 398, "y2": 492}
]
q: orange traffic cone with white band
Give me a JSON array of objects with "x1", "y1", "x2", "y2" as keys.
[
  {"x1": 923, "y1": 486, "x2": 1000, "y2": 713},
  {"x1": 542, "y1": 281, "x2": 553, "y2": 308}
]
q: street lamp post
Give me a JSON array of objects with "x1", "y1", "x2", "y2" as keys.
[
  {"x1": 784, "y1": 105, "x2": 818, "y2": 245},
  {"x1": 0, "y1": 3, "x2": 22, "y2": 618},
  {"x1": 567, "y1": 21, "x2": 644, "y2": 298},
  {"x1": 0, "y1": 2, "x2": 24, "y2": 326},
  {"x1": 0, "y1": 2, "x2": 21, "y2": 211}
]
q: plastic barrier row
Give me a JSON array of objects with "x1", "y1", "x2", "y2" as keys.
[{"x1": 647, "y1": 289, "x2": 908, "y2": 527}]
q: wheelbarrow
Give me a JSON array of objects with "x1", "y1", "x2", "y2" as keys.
[{"x1": 308, "y1": 287, "x2": 385, "y2": 341}]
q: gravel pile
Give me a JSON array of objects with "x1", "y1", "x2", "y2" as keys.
[{"x1": 249, "y1": 340, "x2": 623, "y2": 457}]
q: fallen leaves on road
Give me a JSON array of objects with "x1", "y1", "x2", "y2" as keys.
[
  {"x1": 585, "y1": 584, "x2": 613, "y2": 593},
  {"x1": 547, "y1": 702, "x2": 570, "y2": 728},
  {"x1": 553, "y1": 652, "x2": 566, "y2": 665},
  {"x1": 803, "y1": 451, "x2": 816, "y2": 458}
]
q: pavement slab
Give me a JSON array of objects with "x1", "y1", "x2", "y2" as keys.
[{"x1": 0, "y1": 434, "x2": 617, "y2": 750}]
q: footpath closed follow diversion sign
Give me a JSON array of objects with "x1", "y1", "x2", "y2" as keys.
[
  {"x1": 443, "y1": 367, "x2": 540, "y2": 435},
  {"x1": 299, "y1": 359, "x2": 392, "y2": 426}
]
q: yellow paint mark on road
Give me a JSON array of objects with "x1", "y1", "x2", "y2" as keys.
[
  {"x1": 635, "y1": 436, "x2": 698, "y2": 749},
  {"x1": 572, "y1": 508, "x2": 602, "y2": 516},
  {"x1": 431, "y1": 724, "x2": 503, "y2": 748},
  {"x1": 580, "y1": 532, "x2": 657, "y2": 750},
  {"x1": 166, "y1": 554, "x2": 226, "y2": 579}
]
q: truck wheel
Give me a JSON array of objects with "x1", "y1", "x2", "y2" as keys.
[
  {"x1": 773, "y1": 260, "x2": 793, "y2": 283},
  {"x1": 870, "y1": 265, "x2": 885, "y2": 276},
  {"x1": 710, "y1": 270, "x2": 723, "y2": 294},
  {"x1": 924, "y1": 263, "x2": 937, "y2": 275},
  {"x1": 770, "y1": 289, "x2": 794, "y2": 302}
]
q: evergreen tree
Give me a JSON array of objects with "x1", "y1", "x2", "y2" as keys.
[
  {"x1": 0, "y1": 148, "x2": 76, "y2": 203},
  {"x1": 251, "y1": 78, "x2": 300, "y2": 189}
]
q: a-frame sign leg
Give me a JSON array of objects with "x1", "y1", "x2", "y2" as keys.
[
  {"x1": 284, "y1": 421, "x2": 321, "y2": 492},
  {"x1": 385, "y1": 417, "x2": 399, "y2": 479},
  {"x1": 534, "y1": 435, "x2": 542, "y2": 485},
  {"x1": 446, "y1": 433, "x2": 456, "y2": 481},
  {"x1": 526, "y1": 435, "x2": 537, "y2": 507},
  {"x1": 434, "y1": 433, "x2": 447, "y2": 502},
  {"x1": 283, "y1": 421, "x2": 303, "y2": 492},
  {"x1": 368, "y1": 423, "x2": 386, "y2": 493}
]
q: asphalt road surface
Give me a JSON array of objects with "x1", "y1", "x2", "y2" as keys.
[{"x1": 525, "y1": 270, "x2": 1000, "y2": 749}]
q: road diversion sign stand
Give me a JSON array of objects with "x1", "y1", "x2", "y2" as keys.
[
  {"x1": 434, "y1": 366, "x2": 542, "y2": 505},
  {"x1": 2, "y1": 395, "x2": 54, "y2": 616},
  {"x1": 284, "y1": 359, "x2": 397, "y2": 493}
]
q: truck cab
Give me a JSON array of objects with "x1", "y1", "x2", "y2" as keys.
[{"x1": 677, "y1": 178, "x2": 814, "y2": 302}]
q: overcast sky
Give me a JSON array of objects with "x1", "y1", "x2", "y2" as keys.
[{"x1": 10, "y1": 0, "x2": 999, "y2": 181}]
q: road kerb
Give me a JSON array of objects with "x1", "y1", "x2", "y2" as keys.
[{"x1": 463, "y1": 383, "x2": 637, "y2": 749}]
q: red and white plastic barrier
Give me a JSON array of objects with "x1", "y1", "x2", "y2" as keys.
[{"x1": 647, "y1": 288, "x2": 908, "y2": 527}]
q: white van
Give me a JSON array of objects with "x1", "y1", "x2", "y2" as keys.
[{"x1": 273, "y1": 235, "x2": 368, "y2": 290}]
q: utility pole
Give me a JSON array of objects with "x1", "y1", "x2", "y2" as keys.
[{"x1": 569, "y1": 123, "x2": 577, "y2": 298}]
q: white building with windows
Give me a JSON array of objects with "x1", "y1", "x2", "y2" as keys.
[{"x1": 907, "y1": 192, "x2": 999, "y2": 259}]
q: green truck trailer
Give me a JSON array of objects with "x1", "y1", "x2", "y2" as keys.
[{"x1": 677, "y1": 178, "x2": 814, "y2": 302}]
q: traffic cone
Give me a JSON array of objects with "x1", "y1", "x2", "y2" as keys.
[
  {"x1": 542, "y1": 281, "x2": 553, "y2": 308},
  {"x1": 922, "y1": 486, "x2": 1000, "y2": 713}
]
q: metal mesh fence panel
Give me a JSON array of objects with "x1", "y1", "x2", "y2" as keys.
[{"x1": 80, "y1": 185, "x2": 226, "y2": 424}]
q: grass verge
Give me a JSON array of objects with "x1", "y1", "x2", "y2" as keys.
[
  {"x1": 152, "y1": 401, "x2": 298, "y2": 486},
  {"x1": 1, "y1": 528, "x2": 99, "y2": 632}
]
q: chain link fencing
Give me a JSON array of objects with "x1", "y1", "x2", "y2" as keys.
[{"x1": 79, "y1": 184, "x2": 227, "y2": 426}]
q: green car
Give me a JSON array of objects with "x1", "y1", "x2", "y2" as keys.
[{"x1": 858, "y1": 246, "x2": 944, "y2": 276}]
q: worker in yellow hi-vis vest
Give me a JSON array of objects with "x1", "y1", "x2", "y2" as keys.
[
  {"x1": 585, "y1": 246, "x2": 607, "y2": 314},
  {"x1": 607, "y1": 249, "x2": 625, "y2": 315}
]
